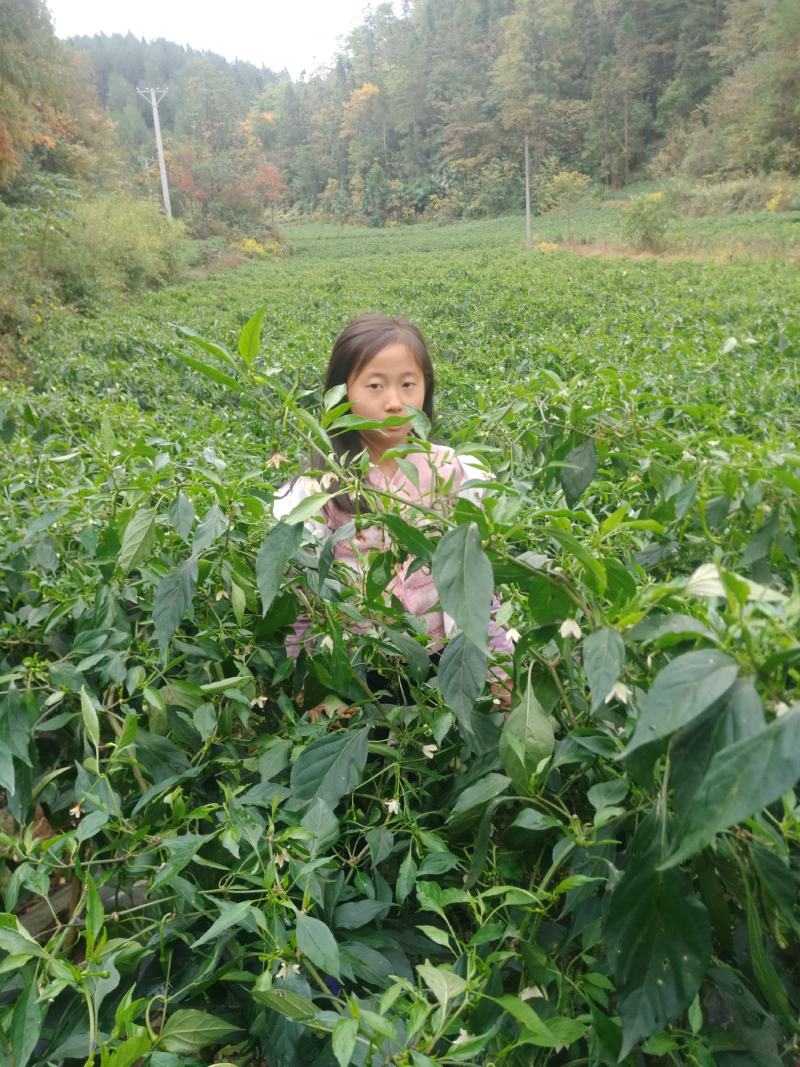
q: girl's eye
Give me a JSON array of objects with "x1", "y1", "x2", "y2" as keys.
[
  {"x1": 403, "y1": 381, "x2": 417, "y2": 389},
  {"x1": 368, "y1": 383, "x2": 382, "y2": 390}
]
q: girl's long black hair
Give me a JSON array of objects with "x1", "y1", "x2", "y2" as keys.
[{"x1": 317, "y1": 314, "x2": 435, "y2": 515}]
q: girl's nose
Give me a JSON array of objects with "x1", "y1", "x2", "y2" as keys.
[{"x1": 385, "y1": 389, "x2": 404, "y2": 412}]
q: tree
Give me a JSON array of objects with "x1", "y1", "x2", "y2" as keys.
[
  {"x1": 173, "y1": 60, "x2": 247, "y2": 155},
  {"x1": 542, "y1": 169, "x2": 592, "y2": 243},
  {"x1": 0, "y1": 0, "x2": 59, "y2": 183}
]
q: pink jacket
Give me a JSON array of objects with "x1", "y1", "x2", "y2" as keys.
[{"x1": 273, "y1": 443, "x2": 514, "y2": 658}]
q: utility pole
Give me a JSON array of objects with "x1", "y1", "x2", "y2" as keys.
[
  {"x1": 137, "y1": 87, "x2": 172, "y2": 218},
  {"x1": 524, "y1": 133, "x2": 532, "y2": 249}
]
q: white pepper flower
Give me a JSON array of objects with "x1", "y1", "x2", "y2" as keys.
[
  {"x1": 604, "y1": 682, "x2": 632, "y2": 705},
  {"x1": 559, "y1": 618, "x2": 583, "y2": 640}
]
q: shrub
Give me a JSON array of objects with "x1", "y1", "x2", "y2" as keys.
[
  {"x1": 464, "y1": 160, "x2": 523, "y2": 219},
  {"x1": 678, "y1": 175, "x2": 800, "y2": 217},
  {"x1": 541, "y1": 171, "x2": 593, "y2": 243},
  {"x1": 0, "y1": 205, "x2": 50, "y2": 339},
  {"x1": 48, "y1": 193, "x2": 188, "y2": 305},
  {"x1": 0, "y1": 172, "x2": 80, "y2": 335},
  {"x1": 231, "y1": 234, "x2": 293, "y2": 260},
  {"x1": 541, "y1": 170, "x2": 592, "y2": 212},
  {"x1": 623, "y1": 190, "x2": 678, "y2": 252},
  {"x1": 424, "y1": 193, "x2": 460, "y2": 223},
  {"x1": 318, "y1": 178, "x2": 352, "y2": 223}
]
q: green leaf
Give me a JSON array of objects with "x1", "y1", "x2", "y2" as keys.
[
  {"x1": 743, "y1": 871, "x2": 794, "y2": 1027},
  {"x1": 191, "y1": 899, "x2": 255, "y2": 949},
  {"x1": 293, "y1": 407, "x2": 333, "y2": 451},
  {"x1": 75, "y1": 809, "x2": 109, "y2": 843},
  {"x1": 671, "y1": 680, "x2": 764, "y2": 818},
  {"x1": 642, "y1": 1033, "x2": 679, "y2": 1054},
  {"x1": 499, "y1": 681, "x2": 555, "y2": 795},
  {"x1": 387, "y1": 628, "x2": 431, "y2": 683},
  {"x1": 334, "y1": 899, "x2": 388, "y2": 929},
  {"x1": 688, "y1": 994, "x2": 703, "y2": 1034},
  {"x1": 258, "y1": 739, "x2": 291, "y2": 782},
  {"x1": 332, "y1": 1016, "x2": 358, "y2": 1067},
  {"x1": 432, "y1": 523, "x2": 493, "y2": 651},
  {"x1": 381, "y1": 512, "x2": 434, "y2": 561},
  {"x1": 418, "y1": 924, "x2": 450, "y2": 947},
  {"x1": 10, "y1": 968, "x2": 42, "y2": 1067},
  {"x1": 168, "y1": 490, "x2": 195, "y2": 542},
  {"x1": 327, "y1": 412, "x2": 410, "y2": 432},
  {"x1": 0, "y1": 709, "x2": 15, "y2": 796},
  {"x1": 252, "y1": 986, "x2": 317, "y2": 1020},
  {"x1": 702, "y1": 967, "x2": 783, "y2": 1066},
  {"x1": 157, "y1": 1008, "x2": 239, "y2": 1053},
  {"x1": 256, "y1": 521, "x2": 303, "y2": 615},
  {"x1": 396, "y1": 849, "x2": 417, "y2": 904},
  {"x1": 587, "y1": 778, "x2": 628, "y2": 810},
  {"x1": 301, "y1": 797, "x2": 340, "y2": 857},
  {"x1": 448, "y1": 773, "x2": 510, "y2": 829},
  {"x1": 172, "y1": 350, "x2": 240, "y2": 390},
  {"x1": 148, "y1": 832, "x2": 208, "y2": 892},
  {"x1": 604, "y1": 820, "x2": 711, "y2": 1057},
  {"x1": 418, "y1": 850, "x2": 459, "y2": 875},
  {"x1": 410, "y1": 1054, "x2": 438, "y2": 1067},
  {"x1": 546, "y1": 525, "x2": 606, "y2": 593},
  {"x1": 436, "y1": 631, "x2": 488, "y2": 736},
  {"x1": 417, "y1": 961, "x2": 467, "y2": 1011},
  {"x1": 621, "y1": 650, "x2": 739, "y2": 758},
  {"x1": 153, "y1": 557, "x2": 198, "y2": 658},
  {"x1": 525, "y1": 572, "x2": 574, "y2": 625},
  {"x1": 496, "y1": 995, "x2": 559, "y2": 1045},
  {"x1": 296, "y1": 913, "x2": 340, "y2": 978},
  {"x1": 545, "y1": 1016, "x2": 587, "y2": 1047},
  {"x1": 323, "y1": 382, "x2": 348, "y2": 411},
  {"x1": 238, "y1": 305, "x2": 266, "y2": 365},
  {"x1": 117, "y1": 711, "x2": 138, "y2": 751},
  {"x1": 416, "y1": 881, "x2": 445, "y2": 918},
  {"x1": 0, "y1": 915, "x2": 48, "y2": 959},
  {"x1": 503, "y1": 808, "x2": 562, "y2": 850},
  {"x1": 231, "y1": 581, "x2": 246, "y2": 624},
  {"x1": 290, "y1": 727, "x2": 369, "y2": 809},
  {"x1": 118, "y1": 507, "x2": 156, "y2": 575},
  {"x1": 283, "y1": 491, "x2": 335, "y2": 526},
  {"x1": 746, "y1": 870, "x2": 797, "y2": 1028},
  {"x1": 628, "y1": 613, "x2": 716, "y2": 646},
  {"x1": 192, "y1": 504, "x2": 229, "y2": 555},
  {"x1": 192, "y1": 702, "x2": 216, "y2": 741},
  {"x1": 85, "y1": 873, "x2": 103, "y2": 951},
  {"x1": 107, "y1": 1035, "x2": 152, "y2": 1067},
  {"x1": 174, "y1": 325, "x2": 237, "y2": 367},
  {"x1": 663, "y1": 709, "x2": 800, "y2": 868},
  {"x1": 583, "y1": 627, "x2": 625, "y2": 712},
  {"x1": 80, "y1": 686, "x2": 100, "y2": 748},
  {"x1": 151, "y1": 833, "x2": 211, "y2": 891},
  {"x1": 560, "y1": 438, "x2": 597, "y2": 507}
]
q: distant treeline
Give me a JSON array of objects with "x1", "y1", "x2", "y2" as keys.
[{"x1": 2, "y1": 0, "x2": 799, "y2": 230}]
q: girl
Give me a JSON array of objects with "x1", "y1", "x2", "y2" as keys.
[{"x1": 273, "y1": 314, "x2": 514, "y2": 684}]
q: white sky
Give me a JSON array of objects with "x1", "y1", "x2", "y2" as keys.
[{"x1": 46, "y1": 1, "x2": 397, "y2": 78}]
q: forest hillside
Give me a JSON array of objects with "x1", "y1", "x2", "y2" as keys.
[{"x1": 71, "y1": 0, "x2": 800, "y2": 223}]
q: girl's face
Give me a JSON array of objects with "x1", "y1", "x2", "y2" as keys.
[{"x1": 346, "y1": 342, "x2": 426, "y2": 458}]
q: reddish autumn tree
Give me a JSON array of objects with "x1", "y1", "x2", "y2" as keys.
[{"x1": 254, "y1": 162, "x2": 285, "y2": 219}]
